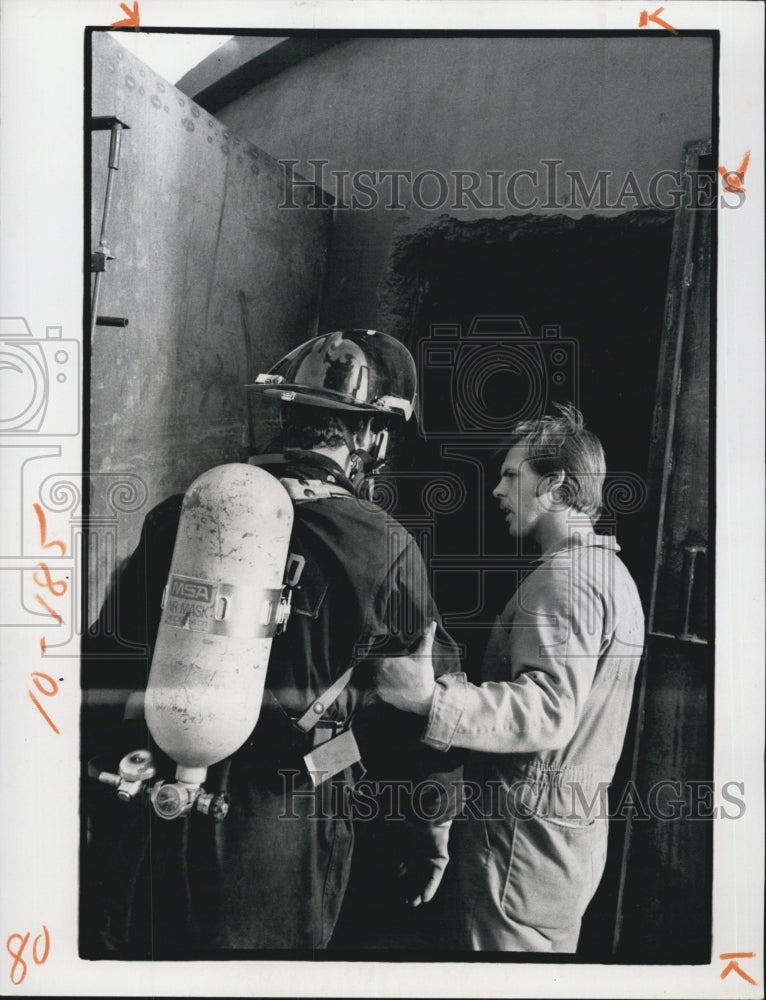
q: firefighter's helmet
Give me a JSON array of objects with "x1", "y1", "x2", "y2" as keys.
[{"x1": 247, "y1": 329, "x2": 417, "y2": 421}]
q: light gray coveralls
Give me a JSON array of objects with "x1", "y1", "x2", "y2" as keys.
[{"x1": 422, "y1": 533, "x2": 645, "y2": 951}]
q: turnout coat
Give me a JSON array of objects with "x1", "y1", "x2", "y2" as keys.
[{"x1": 83, "y1": 451, "x2": 461, "y2": 956}]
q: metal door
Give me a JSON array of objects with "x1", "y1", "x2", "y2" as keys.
[{"x1": 615, "y1": 138, "x2": 714, "y2": 961}]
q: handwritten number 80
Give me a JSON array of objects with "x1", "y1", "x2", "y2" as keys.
[{"x1": 6, "y1": 925, "x2": 50, "y2": 986}]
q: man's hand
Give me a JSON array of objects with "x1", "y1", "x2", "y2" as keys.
[
  {"x1": 374, "y1": 621, "x2": 438, "y2": 716},
  {"x1": 398, "y1": 820, "x2": 451, "y2": 907}
]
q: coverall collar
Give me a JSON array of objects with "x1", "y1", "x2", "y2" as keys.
[{"x1": 532, "y1": 530, "x2": 620, "y2": 565}]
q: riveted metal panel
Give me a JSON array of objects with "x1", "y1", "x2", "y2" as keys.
[{"x1": 89, "y1": 33, "x2": 332, "y2": 620}]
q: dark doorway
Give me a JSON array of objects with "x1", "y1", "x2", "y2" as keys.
[
  {"x1": 392, "y1": 210, "x2": 674, "y2": 671},
  {"x1": 353, "y1": 210, "x2": 675, "y2": 956}
]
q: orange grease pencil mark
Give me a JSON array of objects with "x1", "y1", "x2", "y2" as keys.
[
  {"x1": 6, "y1": 925, "x2": 50, "y2": 985},
  {"x1": 31, "y1": 503, "x2": 66, "y2": 726},
  {"x1": 112, "y1": 1, "x2": 140, "y2": 28},
  {"x1": 32, "y1": 562, "x2": 68, "y2": 597},
  {"x1": 33, "y1": 593, "x2": 64, "y2": 625},
  {"x1": 718, "y1": 151, "x2": 751, "y2": 193},
  {"x1": 720, "y1": 953, "x2": 758, "y2": 985},
  {"x1": 638, "y1": 6, "x2": 678, "y2": 33},
  {"x1": 32, "y1": 503, "x2": 66, "y2": 556},
  {"x1": 28, "y1": 673, "x2": 60, "y2": 734},
  {"x1": 28, "y1": 691, "x2": 60, "y2": 734}
]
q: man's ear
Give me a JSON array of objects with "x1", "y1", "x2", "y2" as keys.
[{"x1": 541, "y1": 469, "x2": 569, "y2": 509}]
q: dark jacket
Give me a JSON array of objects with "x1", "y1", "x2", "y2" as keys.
[{"x1": 83, "y1": 451, "x2": 461, "y2": 956}]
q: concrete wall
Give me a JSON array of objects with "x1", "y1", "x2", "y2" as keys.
[
  {"x1": 208, "y1": 35, "x2": 714, "y2": 329},
  {"x1": 89, "y1": 34, "x2": 331, "y2": 618}
]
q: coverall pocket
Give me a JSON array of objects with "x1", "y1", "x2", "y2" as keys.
[{"x1": 500, "y1": 810, "x2": 606, "y2": 932}]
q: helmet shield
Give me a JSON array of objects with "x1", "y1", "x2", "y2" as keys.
[{"x1": 249, "y1": 330, "x2": 417, "y2": 420}]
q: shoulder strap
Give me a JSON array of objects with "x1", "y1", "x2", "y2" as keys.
[
  {"x1": 279, "y1": 476, "x2": 353, "y2": 503},
  {"x1": 265, "y1": 469, "x2": 356, "y2": 729}
]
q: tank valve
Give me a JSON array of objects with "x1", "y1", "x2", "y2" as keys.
[
  {"x1": 96, "y1": 749, "x2": 156, "y2": 802},
  {"x1": 197, "y1": 790, "x2": 230, "y2": 820},
  {"x1": 149, "y1": 765, "x2": 229, "y2": 821},
  {"x1": 94, "y1": 751, "x2": 228, "y2": 821},
  {"x1": 149, "y1": 781, "x2": 229, "y2": 821}
]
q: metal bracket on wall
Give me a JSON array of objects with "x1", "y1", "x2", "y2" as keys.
[
  {"x1": 648, "y1": 538, "x2": 708, "y2": 645},
  {"x1": 94, "y1": 316, "x2": 130, "y2": 328},
  {"x1": 90, "y1": 116, "x2": 131, "y2": 335}
]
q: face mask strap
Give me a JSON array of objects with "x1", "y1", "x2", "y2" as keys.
[{"x1": 348, "y1": 427, "x2": 389, "y2": 500}]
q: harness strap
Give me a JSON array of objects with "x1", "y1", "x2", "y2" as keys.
[
  {"x1": 259, "y1": 462, "x2": 361, "y2": 778},
  {"x1": 279, "y1": 476, "x2": 353, "y2": 502},
  {"x1": 295, "y1": 665, "x2": 356, "y2": 733},
  {"x1": 263, "y1": 675, "x2": 362, "y2": 785}
]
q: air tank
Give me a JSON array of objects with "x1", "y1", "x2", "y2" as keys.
[{"x1": 144, "y1": 463, "x2": 294, "y2": 802}]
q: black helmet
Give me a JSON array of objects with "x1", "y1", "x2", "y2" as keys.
[{"x1": 247, "y1": 329, "x2": 417, "y2": 421}]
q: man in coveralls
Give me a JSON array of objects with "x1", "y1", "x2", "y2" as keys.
[
  {"x1": 83, "y1": 330, "x2": 461, "y2": 955},
  {"x1": 375, "y1": 404, "x2": 645, "y2": 952}
]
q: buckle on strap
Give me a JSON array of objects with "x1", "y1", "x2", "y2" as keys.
[
  {"x1": 309, "y1": 719, "x2": 344, "y2": 748},
  {"x1": 295, "y1": 665, "x2": 356, "y2": 733}
]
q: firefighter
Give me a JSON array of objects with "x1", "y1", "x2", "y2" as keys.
[{"x1": 82, "y1": 329, "x2": 462, "y2": 955}]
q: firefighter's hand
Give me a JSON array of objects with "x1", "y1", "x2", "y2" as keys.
[
  {"x1": 399, "y1": 821, "x2": 451, "y2": 907},
  {"x1": 374, "y1": 621, "x2": 437, "y2": 716}
]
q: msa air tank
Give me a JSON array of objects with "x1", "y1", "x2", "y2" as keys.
[{"x1": 144, "y1": 463, "x2": 294, "y2": 817}]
